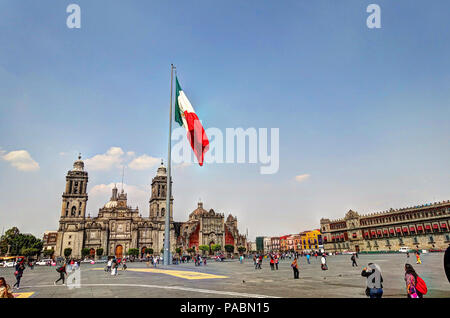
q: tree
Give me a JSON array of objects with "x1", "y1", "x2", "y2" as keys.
[
  {"x1": 237, "y1": 246, "x2": 246, "y2": 254},
  {"x1": 96, "y1": 248, "x2": 104, "y2": 257},
  {"x1": 81, "y1": 248, "x2": 90, "y2": 258},
  {"x1": 43, "y1": 249, "x2": 54, "y2": 258},
  {"x1": 21, "y1": 247, "x2": 40, "y2": 258},
  {"x1": 0, "y1": 227, "x2": 43, "y2": 256},
  {"x1": 186, "y1": 247, "x2": 195, "y2": 254},
  {"x1": 145, "y1": 248, "x2": 153, "y2": 255},
  {"x1": 64, "y1": 248, "x2": 72, "y2": 258},
  {"x1": 127, "y1": 248, "x2": 139, "y2": 257},
  {"x1": 212, "y1": 244, "x2": 222, "y2": 253},
  {"x1": 225, "y1": 245, "x2": 235, "y2": 254},
  {"x1": 175, "y1": 247, "x2": 182, "y2": 255},
  {"x1": 198, "y1": 245, "x2": 209, "y2": 255}
]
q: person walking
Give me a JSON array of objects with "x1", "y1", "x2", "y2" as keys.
[
  {"x1": 405, "y1": 264, "x2": 427, "y2": 298},
  {"x1": 291, "y1": 258, "x2": 299, "y2": 279},
  {"x1": 270, "y1": 255, "x2": 275, "y2": 270},
  {"x1": 415, "y1": 251, "x2": 422, "y2": 264},
  {"x1": 0, "y1": 277, "x2": 14, "y2": 298},
  {"x1": 351, "y1": 253, "x2": 358, "y2": 267},
  {"x1": 13, "y1": 260, "x2": 25, "y2": 290},
  {"x1": 106, "y1": 258, "x2": 112, "y2": 272},
  {"x1": 54, "y1": 263, "x2": 67, "y2": 285},
  {"x1": 275, "y1": 255, "x2": 279, "y2": 270},
  {"x1": 306, "y1": 253, "x2": 310, "y2": 264},
  {"x1": 122, "y1": 259, "x2": 127, "y2": 271},
  {"x1": 361, "y1": 263, "x2": 383, "y2": 298},
  {"x1": 321, "y1": 254, "x2": 328, "y2": 270}
]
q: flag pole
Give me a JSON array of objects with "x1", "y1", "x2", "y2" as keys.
[{"x1": 164, "y1": 64, "x2": 175, "y2": 266}]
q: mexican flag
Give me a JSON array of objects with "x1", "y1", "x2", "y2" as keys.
[{"x1": 174, "y1": 77, "x2": 209, "y2": 166}]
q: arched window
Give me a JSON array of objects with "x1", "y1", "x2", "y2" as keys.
[
  {"x1": 71, "y1": 206, "x2": 76, "y2": 217},
  {"x1": 161, "y1": 208, "x2": 165, "y2": 217}
]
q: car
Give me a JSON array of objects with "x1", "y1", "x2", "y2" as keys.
[
  {"x1": 36, "y1": 259, "x2": 52, "y2": 266},
  {"x1": 4, "y1": 261, "x2": 16, "y2": 267},
  {"x1": 81, "y1": 259, "x2": 93, "y2": 263}
]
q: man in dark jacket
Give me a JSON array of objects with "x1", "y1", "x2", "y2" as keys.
[
  {"x1": 351, "y1": 253, "x2": 358, "y2": 267},
  {"x1": 361, "y1": 263, "x2": 383, "y2": 298}
]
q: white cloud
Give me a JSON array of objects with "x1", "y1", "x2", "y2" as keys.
[
  {"x1": 128, "y1": 154, "x2": 160, "y2": 170},
  {"x1": 1, "y1": 150, "x2": 40, "y2": 171},
  {"x1": 85, "y1": 147, "x2": 125, "y2": 171},
  {"x1": 295, "y1": 174, "x2": 310, "y2": 183}
]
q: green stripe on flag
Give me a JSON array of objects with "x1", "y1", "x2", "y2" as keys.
[{"x1": 174, "y1": 77, "x2": 183, "y2": 127}]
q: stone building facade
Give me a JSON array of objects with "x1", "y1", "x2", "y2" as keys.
[
  {"x1": 320, "y1": 201, "x2": 450, "y2": 253},
  {"x1": 176, "y1": 202, "x2": 246, "y2": 254},
  {"x1": 55, "y1": 156, "x2": 175, "y2": 259},
  {"x1": 54, "y1": 156, "x2": 245, "y2": 258}
]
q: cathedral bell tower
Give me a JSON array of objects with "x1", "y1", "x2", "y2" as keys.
[
  {"x1": 149, "y1": 160, "x2": 173, "y2": 221},
  {"x1": 60, "y1": 154, "x2": 88, "y2": 219}
]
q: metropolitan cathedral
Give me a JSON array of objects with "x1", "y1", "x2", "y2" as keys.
[{"x1": 54, "y1": 156, "x2": 246, "y2": 259}]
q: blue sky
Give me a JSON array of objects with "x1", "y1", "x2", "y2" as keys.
[{"x1": 0, "y1": 1, "x2": 449, "y2": 240}]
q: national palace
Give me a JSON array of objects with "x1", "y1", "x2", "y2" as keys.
[
  {"x1": 54, "y1": 156, "x2": 246, "y2": 259},
  {"x1": 320, "y1": 201, "x2": 450, "y2": 253}
]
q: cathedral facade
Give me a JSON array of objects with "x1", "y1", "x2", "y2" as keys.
[
  {"x1": 176, "y1": 202, "x2": 247, "y2": 253},
  {"x1": 54, "y1": 156, "x2": 245, "y2": 259}
]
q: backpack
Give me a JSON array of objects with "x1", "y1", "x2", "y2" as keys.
[
  {"x1": 416, "y1": 276, "x2": 427, "y2": 295},
  {"x1": 56, "y1": 265, "x2": 64, "y2": 272}
]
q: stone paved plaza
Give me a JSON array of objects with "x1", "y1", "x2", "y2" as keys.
[{"x1": 1, "y1": 253, "x2": 449, "y2": 298}]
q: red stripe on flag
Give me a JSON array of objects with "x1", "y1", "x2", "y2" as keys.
[{"x1": 184, "y1": 111, "x2": 209, "y2": 166}]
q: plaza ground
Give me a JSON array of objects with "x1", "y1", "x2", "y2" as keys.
[{"x1": 1, "y1": 253, "x2": 449, "y2": 298}]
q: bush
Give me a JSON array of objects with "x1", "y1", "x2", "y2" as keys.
[
  {"x1": 128, "y1": 248, "x2": 140, "y2": 257},
  {"x1": 64, "y1": 248, "x2": 72, "y2": 258},
  {"x1": 43, "y1": 249, "x2": 54, "y2": 257},
  {"x1": 81, "y1": 248, "x2": 90, "y2": 258},
  {"x1": 198, "y1": 245, "x2": 209, "y2": 255},
  {"x1": 225, "y1": 245, "x2": 234, "y2": 253},
  {"x1": 145, "y1": 248, "x2": 153, "y2": 255},
  {"x1": 96, "y1": 248, "x2": 104, "y2": 257}
]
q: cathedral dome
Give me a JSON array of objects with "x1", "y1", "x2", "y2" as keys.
[
  {"x1": 104, "y1": 200, "x2": 118, "y2": 208},
  {"x1": 104, "y1": 184, "x2": 118, "y2": 208},
  {"x1": 72, "y1": 154, "x2": 84, "y2": 171}
]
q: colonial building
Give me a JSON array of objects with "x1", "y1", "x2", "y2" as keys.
[
  {"x1": 176, "y1": 202, "x2": 246, "y2": 254},
  {"x1": 299, "y1": 229, "x2": 322, "y2": 252},
  {"x1": 270, "y1": 237, "x2": 280, "y2": 252},
  {"x1": 42, "y1": 231, "x2": 58, "y2": 252},
  {"x1": 54, "y1": 156, "x2": 245, "y2": 258},
  {"x1": 320, "y1": 201, "x2": 450, "y2": 253}
]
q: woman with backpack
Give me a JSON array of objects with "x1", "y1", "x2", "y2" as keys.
[{"x1": 404, "y1": 263, "x2": 427, "y2": 298}]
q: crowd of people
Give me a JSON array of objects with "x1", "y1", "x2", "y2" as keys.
[{"x1": 1, "y1": 245, "x2": 449, "y2": 298}]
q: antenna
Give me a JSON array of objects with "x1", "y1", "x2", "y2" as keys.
[{"x1": 121, "y1": 166, "x2": 125, "y2": 192}]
